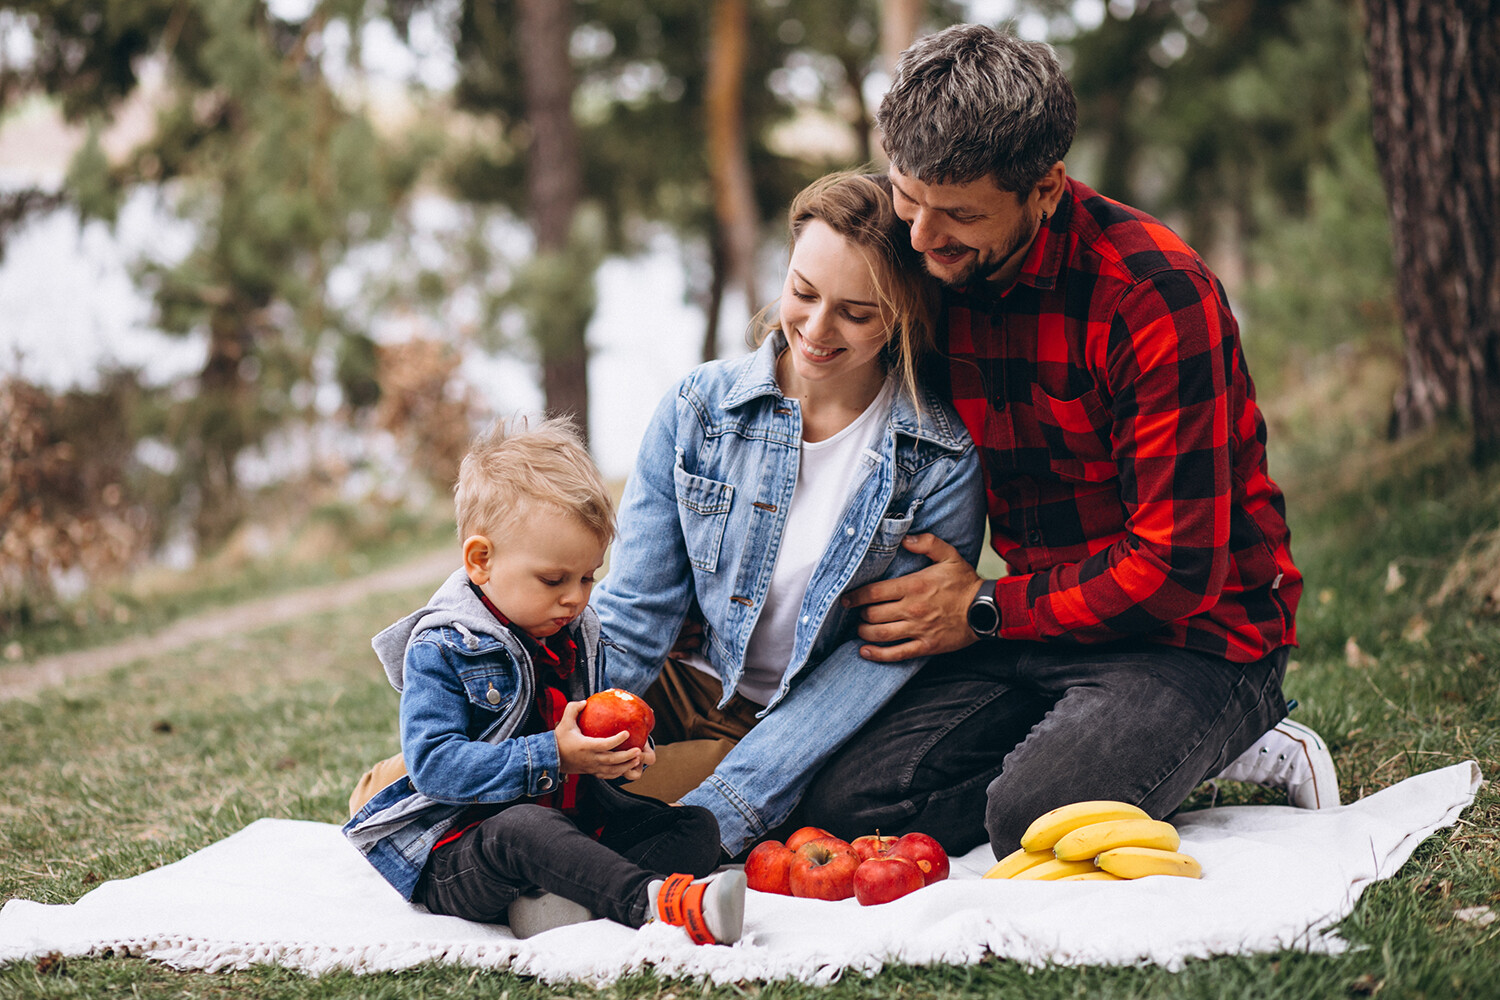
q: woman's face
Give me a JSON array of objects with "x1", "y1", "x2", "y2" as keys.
[{"x1": 778, "y1": 219, "x2": 892, "y2": 390}]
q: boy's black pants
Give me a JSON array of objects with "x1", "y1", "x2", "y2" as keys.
[{"x1": 415, "y1": 798, "x2": 720, "y2": 928}]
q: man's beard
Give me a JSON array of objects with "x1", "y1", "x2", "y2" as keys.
[{"x1": 928, "y1": 214, "x2": 1040, "y2": 289}]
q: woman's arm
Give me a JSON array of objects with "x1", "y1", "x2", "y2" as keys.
[{"x1": 680, "y1": 441, "x2": 987, "y2": 853}]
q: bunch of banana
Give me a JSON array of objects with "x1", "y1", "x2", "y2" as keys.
[{"x1": 982, "y1": 800, "x2": 1203, "y2": 881}]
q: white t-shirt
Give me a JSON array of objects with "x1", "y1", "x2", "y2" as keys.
[{"x1": 688, "y1": 379, "x2": 895, "y2": 706}]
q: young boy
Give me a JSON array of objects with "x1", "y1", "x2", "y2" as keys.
[{"x1": 343, "y1": 418, "x2": 745, "y2": 945}]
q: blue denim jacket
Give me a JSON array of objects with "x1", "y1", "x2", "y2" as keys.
[
  {"x1": 342, "y1": 570, "x2": 613, "y2": 899},
  {"x1": 594, "y1": 333, "x2": 986, "y2": 853}
]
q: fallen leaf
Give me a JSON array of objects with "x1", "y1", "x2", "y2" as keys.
[
  {"x1": 34, "y1": 952, "x2": 65, "y2": 976},
  {"x1": 1402, "y1": 616, "x2": 1429, "y2": 643},
  {"x1": 1344, "y1": 637, "x2": 1375, "y2": 669},
  {"x1": 1455, "y1": 905, "x2": 1496, "y2": 927},
  {"x1": 1384, "y1": 561, "x2": 1406, "y2": 593}
]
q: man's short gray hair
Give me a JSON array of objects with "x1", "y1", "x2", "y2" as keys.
[{"x1": 877, "y1": 24, "x2": 1077, "y2": 194}]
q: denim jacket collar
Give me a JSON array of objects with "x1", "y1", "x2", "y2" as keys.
[{"x1": 722, "y1": 332, "x2": 969, "y2": 454}]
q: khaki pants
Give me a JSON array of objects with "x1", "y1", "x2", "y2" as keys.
[{"x1": 346, "y1": 658, "x2": 762, "y2": 817}]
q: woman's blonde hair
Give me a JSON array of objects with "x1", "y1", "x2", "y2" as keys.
[
  {"x1": 454, "y1": 416, "x2": 615, "y2": 544},
  {"x1": 761, "y1": 170, "x2": 939, "y2": 403}
]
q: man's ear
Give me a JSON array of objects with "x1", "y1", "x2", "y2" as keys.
[
  {"x1": 462, "y1": 535, "x2": 493, "y2": 585},
  {"x1": 1033, "y1": 161, "x2": 1068, "y2": 216}
]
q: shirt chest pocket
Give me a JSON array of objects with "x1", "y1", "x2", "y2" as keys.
[
  {"x1": 674, "y1": 459, "x2": 735, "y2": 572},
  {"x1": 1030, "y1": 384, "x2": 1116, "y2": 483}
]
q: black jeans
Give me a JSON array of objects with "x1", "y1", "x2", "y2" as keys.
[
  {"x1": 416, "y1": 800, "x2": 720, "y2": 927},
  {"x1": 798, "y1": 640, "x2": 1288, "y2": 858}
]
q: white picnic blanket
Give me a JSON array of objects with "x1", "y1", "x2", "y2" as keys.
[{"x1": 0, "y1": 761, "x2": 1482, "y2": 984}]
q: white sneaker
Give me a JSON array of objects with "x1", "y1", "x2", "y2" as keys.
[
  {"x1": 506, "y1": 891, "x2": 595, "y2": 938},
  {"x1": 1211, "y1": 719, "x2": 1340, "y2": 809}
]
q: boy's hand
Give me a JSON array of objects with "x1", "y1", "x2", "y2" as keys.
[
  {"x1": 555, "y1": 700, "x2": 646, "y2": 779},
  {"x1": 620, "y1": 741, "x2": 656, "y2": 782}
]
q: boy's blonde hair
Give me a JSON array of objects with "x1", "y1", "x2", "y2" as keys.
[{"x1": 454, "y1": 416, "x2": 616, "y2": 544}]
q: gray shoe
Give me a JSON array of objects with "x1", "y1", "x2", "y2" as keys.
[
  {"x1": 704, "y1": 870, "x2": 746, "y2": 945},
  {"x1": 1212, "y1": 719, "x2": 1340, "y2": 809},
  {"x1": 506, "y1": 890, "x2": 595, "y2": 938}
]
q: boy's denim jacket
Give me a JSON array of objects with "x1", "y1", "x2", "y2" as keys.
[
  {"x1": 343, "y1": 570, "x2": 619, "y2": 900},
  {"x1": 594, "y1": 332, "x2": 986, "y2": 854}
]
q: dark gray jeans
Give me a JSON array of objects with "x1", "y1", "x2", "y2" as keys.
[
  {"x1": 798, "y1": 640, "x2": 1289, "y2": 857},
  {"x1": 416, "y1": 801, "x2": 720, "y2": 927}
]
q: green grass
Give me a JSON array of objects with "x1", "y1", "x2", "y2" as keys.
[{"x1": 2, "y1": 405, "x2": 1498, "y2": 997}]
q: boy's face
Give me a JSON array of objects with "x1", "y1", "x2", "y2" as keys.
[{"x1": 463, "y1": 505, "x2": 608, "y2": 640}]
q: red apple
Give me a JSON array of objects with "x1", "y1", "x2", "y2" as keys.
[
  {"x1": 784, "y1": 825, "x2": 836, "y2": 852},
  {"x1": 788, "y1": 836, "x2": 860, "y2": 901},
  {"x1": 576, "y1": 688, "x2": 655, "y2": 751},
  {"x1": 886, "y1": 832, "x2": 950, "y2": 886},
  {"x1": 851, "y1": 832, "x2": 899, "y2": 862},
  {"x1": 853, "y1": 855, "x2": 925, "y2": 905},
  {"x1": 744, "y1": 839, "x2": 795, "y2": 895}
]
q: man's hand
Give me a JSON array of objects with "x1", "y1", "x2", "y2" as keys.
[
  {"x1": 842, "y1": 533, "x2": 985, "y2": 662},
  {"x1": 554, "y1": 700, "x2": 647, "y2": 779}
]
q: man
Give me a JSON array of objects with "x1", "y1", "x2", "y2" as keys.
[{"x1": 799, "y1": 24, "x2": 1337, "y2": 857}]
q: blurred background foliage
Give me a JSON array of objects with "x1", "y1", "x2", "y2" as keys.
[{"x1": 0, "y1": 0, "x2": 1493, "y2": 650}]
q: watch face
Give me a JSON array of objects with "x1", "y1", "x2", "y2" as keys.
[{"x1": 968, "y1": 598, "x2": 999, "y2": 635}]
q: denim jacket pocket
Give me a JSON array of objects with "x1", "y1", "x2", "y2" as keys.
[
  {"x1": 451, "y1": 651, "x2": 520, "y2": 719},
  {"x1": 868, "y1": 508, "x2": 916, "y2": 554},
  {"x1": 673, "y1": 459, "x2": 735, "y2": 572}
]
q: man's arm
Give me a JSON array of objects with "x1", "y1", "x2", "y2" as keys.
[{"x1": 847, "y1": 269, "x2": 1235, "y2": 658}]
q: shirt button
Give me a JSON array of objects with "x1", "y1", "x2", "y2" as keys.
[
  {"x1": 537, "y1": 774, "x2": 554, "y2": 791},
  {"x1": 800, "y1": 615, "x2": 809, "y2": 624},
  {"x1": 845, "y1": 526, "x2": 856, "y2": 536},
  {"x1": 1026, "y1": 530, "x2": 1042, "y2": 545}
]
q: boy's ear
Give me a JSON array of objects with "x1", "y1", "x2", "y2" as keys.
[{"x1": 462, "y1": 535, "x2": 493, "y2": 585}]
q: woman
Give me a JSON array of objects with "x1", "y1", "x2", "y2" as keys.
[{"x1": 594, "y1": 171, "x2": 985, "y2": 856}]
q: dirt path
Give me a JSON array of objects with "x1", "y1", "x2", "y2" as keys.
[{"x1": 0, "y1": 547, "x2": 454, "y2": 702}]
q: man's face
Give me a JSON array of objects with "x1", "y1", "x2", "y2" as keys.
[{"x1": 887, "y1": 165, "x2": 1038, "y2": 288}]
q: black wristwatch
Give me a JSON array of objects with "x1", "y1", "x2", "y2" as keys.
[{"x1": 967, "y1": 579, "x2": 1000, "y2": 637}]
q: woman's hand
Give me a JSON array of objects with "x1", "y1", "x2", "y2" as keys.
[{"x1": 554, "y1": 700, "x2": 647, "y2": 778}]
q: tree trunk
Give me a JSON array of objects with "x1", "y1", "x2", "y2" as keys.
[
  {"x1": 516, "y1": 0, "x2": 590, "y2": 438},
  {"x1": 881, "y1": 0, "x2": 923, "y2": 74},
  {"x1": 706, "y1": 0, "x2": 760, "y2": 325},
  {"x1": 702, "y1": 232, "x2": 726, "y2": 364},
  {"x1": 189, "y1": 305, "x2": 254, "y2": 550},
  {"x1": 1363, "y1": 0, "x2": 1500, "y2": 463}
]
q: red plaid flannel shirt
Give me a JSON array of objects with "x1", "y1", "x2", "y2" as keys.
[{"x1": 933, "y1": 178, "x2": 1300, "y2": 663}]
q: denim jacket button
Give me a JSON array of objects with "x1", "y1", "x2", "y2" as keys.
[
  {"x1": 537, "y1": 774, "x2": 554, "y2": 791},
  {"x1": 465, "y1": 635, "x2": 480, "y2": 650},
  {"x1": 486, "y1": 683, "x2": 502, "y2": 705},
  {"x1": 844, "y1": 526, "x2": 856, "y2": 536}
]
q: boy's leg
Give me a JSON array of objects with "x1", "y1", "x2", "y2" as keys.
[
  {"x1": 417, "y1": 805, "x2": 658, "y2": 928},
  {"x1": 600, "y1": 801, "x2": 722, "y2": 878}
]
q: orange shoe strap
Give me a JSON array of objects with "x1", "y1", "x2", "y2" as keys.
[
  {"x1": 679, "y1": 881, "x2": 715, "y2": 945},
  {"x1": 655, "y1": 873, "x2": 715, "y2": 945}
]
